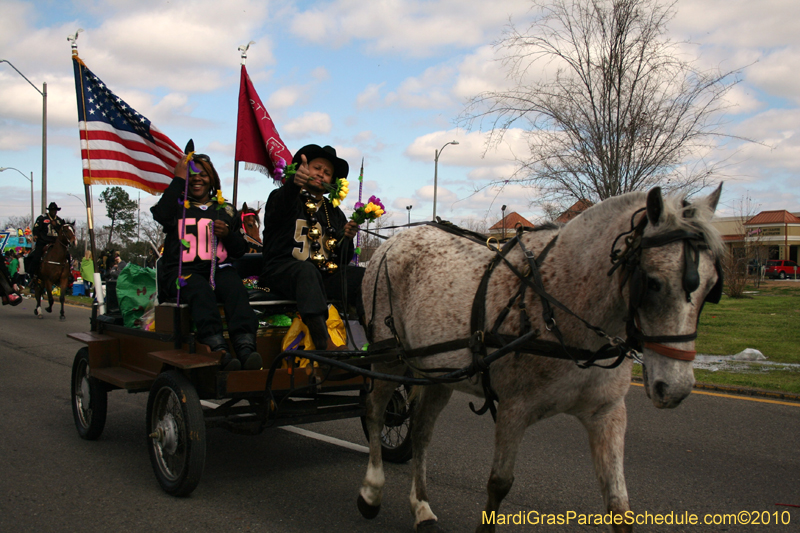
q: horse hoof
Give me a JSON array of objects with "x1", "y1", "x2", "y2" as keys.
[
  {"x1": 357, "y1": 494, "x2": 381, "y2": 519},
  {"x1": 37, "y1": 314, "x2": 43, "y2": 320},
  {"x1": 416, "y1": 519, "x2": 441, "y2": 532},
  {"x1": 60, "y1": 315, "x2": 66, "y2": 321}
]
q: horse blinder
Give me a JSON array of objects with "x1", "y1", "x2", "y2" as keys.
[{"x1": 705, "y1": 258, "x2": 724, "y2": 305}]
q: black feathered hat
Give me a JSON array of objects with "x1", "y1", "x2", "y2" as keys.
[{"x1": 292, "y1": 144, "x2": 349, "y2": 180}]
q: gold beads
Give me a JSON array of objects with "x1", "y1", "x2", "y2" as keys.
[
  {"x1": 325, "y1": 262, "x2": 338, "y2": 273},
  {"x1": 324, "y1": 237, "x2": 338, "y2": 252},
  {"x1": 307, "y1": 226, "x2": 322, "y2": 241},
  {"x1": 310, "y1": 251, "x2": 327, "y2": 266}
]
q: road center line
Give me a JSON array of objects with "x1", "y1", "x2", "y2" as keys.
[
  {"x1": 199, "y1": 400, "x2": 370, "y2": 453},
  {"x1": 630, "y1": 382, "x2": 800, "y2": 407},
  {"x1": 280, "y1": 426, "x2": 369, "y2": 454}
]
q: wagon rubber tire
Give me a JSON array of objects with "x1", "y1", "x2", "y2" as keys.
[
  {"x1": 361, "y1": 383, "x2": 414, "y2": 464},
  {"x1": 71, "y1": 347, "x2": 108, "y2": 440},
  {"x1": 146, "y1": 371, "x2": 206, "y2": 497}
]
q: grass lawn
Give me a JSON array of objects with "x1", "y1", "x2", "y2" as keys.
[{"x1": 696, "y1": 281, "x2": 800, "y2": 365}]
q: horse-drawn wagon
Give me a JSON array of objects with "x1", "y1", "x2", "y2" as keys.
[
  {"x1": 69, "y1": 185, "x2": 726, "y2": 533},
  {"x1": 67, "y1": 253, "x2": 413, "y2": 497}
]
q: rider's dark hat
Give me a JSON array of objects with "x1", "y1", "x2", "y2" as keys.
[
  {"x1": 47, "y1": 202, "x2": 61, "y2": 211},
  {"x1": 292, "y1": 144, "x2": 349, "y2": 180}
]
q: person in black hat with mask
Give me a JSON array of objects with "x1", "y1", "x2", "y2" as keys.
[
  {"x1": 26, "y1": 202, "x2": 66, "y2": 279},
  {"x1": 260, "y1": 144, "x2": 364, "y2": 350},
  {"x1": 151, "y1": 151, "x2": 260, "y2": 371}
]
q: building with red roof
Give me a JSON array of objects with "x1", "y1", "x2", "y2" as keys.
[
  {"x1": 713, "y1": 209, "x2": 800, "y2": 263},
  {"x1": 488, "y1": 211, "x2": 534, "y2": 241},
  {"x1": 555, "y1": 199, "x2": 593, "y2": 224}
]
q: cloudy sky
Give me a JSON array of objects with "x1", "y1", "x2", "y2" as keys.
[{"x1": 1, "y1": 0, "x2": 798, "y2": 232}]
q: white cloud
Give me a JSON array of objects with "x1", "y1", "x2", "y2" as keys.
[
  {"x1": 405, "y1": 128, "x2": 529, "y2": 171},
  {"x1": 356, "y1": 83, "x2": 385, "y2": 109},
  {"x1": 452, "y1": 45, "x2": 513, "y2": 100},
  {"x1": 267, "y1": 86, "x2": 304, "y2": 109},
  {"x1": 288, "y1": 0, "x2": 531, "y2": 58},
  {"x1": 283, "y1": 111, "x2": 333, "y2": 137},
  {"x1": 385, "y1": 65, "x2": 456, "y2": 109}
]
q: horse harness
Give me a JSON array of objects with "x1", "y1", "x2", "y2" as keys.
[
  {"x1": 368, "y1": 214, "x2": 723, "y2": 419},
  {"x1": 43, "y1": 224, "x2": 75, "y2": 269}
]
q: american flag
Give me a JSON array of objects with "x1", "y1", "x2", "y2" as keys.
[{"x1": 73, "y1": 56, "x2": 183, "y2": 195}]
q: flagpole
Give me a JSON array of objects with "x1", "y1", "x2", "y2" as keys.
[
  {"x1": 70, "y1": 30, "x2": 105, "y2": 314},
  {"x1": 233, "y1": 41, "x2": 254, "y2": 209},
  {"x1": 233, "y1": 162, "x2": 239, "y2": 207},
  {"x1": 355, "y1": 158, "x2": 364, "y2": 266}
]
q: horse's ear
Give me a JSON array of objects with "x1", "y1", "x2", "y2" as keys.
[
  {"x1": 242, "y1": 202, "x2": 248, "y2": 210},
  {"x1": 646, "y1": 187, "x2": 664, "y2": 226},
  {"x1": 705, "y1": 182, "x2": 723, "y2": 213}
]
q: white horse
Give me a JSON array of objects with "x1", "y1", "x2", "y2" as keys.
[{"x1": 358, "y1": 186, "x2": 724, "y2": 533}]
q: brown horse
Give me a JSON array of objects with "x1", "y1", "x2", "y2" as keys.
[
  {"x1": 241, "y1": 202, "x2": 262, "y2": 254},
  {"x1": 34, "y1": 221, "x2": 76, "y2": 320}
]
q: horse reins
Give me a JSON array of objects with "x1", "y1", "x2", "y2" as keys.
[{"x1": 366, "y1": 211, "x2": 723, "y2": 418}]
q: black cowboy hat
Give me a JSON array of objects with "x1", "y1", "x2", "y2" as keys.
[
  {"x1": 292, "y1": 144, "x2": 349, "y2": 180},
  {"x1": 47, "y1": 202, "x2": 61, "y2": 211}
]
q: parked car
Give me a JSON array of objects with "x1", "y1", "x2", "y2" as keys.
[{"x1": 765, "y1": 259, "x2": 799, "y2": 279}]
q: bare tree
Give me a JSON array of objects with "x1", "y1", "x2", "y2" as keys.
[
  {"x1": 724, "y1": 194, "x2": 765, "y2": 297},
  {"x1": 139, "y1": 212, "x2": 165, "y2": 252},
  {"x1": 461, "y1": 0, "x2": 743, "y2": 206},
  {"x1": 459, "y1": 217, "x2": 489, "y2": 235},
  {"x1": 5, "y1": 215, "x2": 33, "y2": 229}
]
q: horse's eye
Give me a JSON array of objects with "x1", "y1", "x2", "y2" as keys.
[{"x1": 647, "y1": 278, "x2": 661, "y2": 292}]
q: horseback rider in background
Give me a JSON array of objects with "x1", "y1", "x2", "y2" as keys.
[{"x1": 26, "y1": 202, "x2": 67, "y2": 280}]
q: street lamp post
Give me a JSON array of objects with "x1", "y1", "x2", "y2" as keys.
[
  {"x1": 406, "y1": 205, "x2": 413, "y2": 226},
  {"x1": 0, "y1": 167, "x2": 35, "y2": 229},
  {"x1": 501, "y1": 204, "x2": 507, "y2": 241},
  {"x1": 432, "y1": 140, "x2": 459, "y2": 221},
  {"x1": 1, "y1": 60, "x2": 47, "y2": 212}
]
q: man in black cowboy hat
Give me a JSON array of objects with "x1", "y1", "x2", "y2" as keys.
[
  {"x1": 259, "y1": 144, "x2": 364, "y2": 350},
  {"x1": 26, "y1": 201, "x2": 66, "y2": 278}
]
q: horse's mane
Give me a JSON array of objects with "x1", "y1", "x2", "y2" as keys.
[{"x1": 565, "y1": 190, "x2": 725, "y2": 257}]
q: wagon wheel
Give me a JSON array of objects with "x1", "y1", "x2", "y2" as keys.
[
  {"x1": 361, "y1": 382, "x2": 414, "y2": 464},
  {"x1": 146, "y1": 371, "x2": 206, "y2": 496},
  {"x1": 71, "y1": 347, "x2": 108, "y2": 440}
]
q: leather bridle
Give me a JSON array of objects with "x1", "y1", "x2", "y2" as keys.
[{"x1": 608, "y1": 209, "x2": 723, "y2": 362}]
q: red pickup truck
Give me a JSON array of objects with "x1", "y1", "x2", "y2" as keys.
[{"x1": 765, "y1": 259, "x2": 799, "y2": 279}]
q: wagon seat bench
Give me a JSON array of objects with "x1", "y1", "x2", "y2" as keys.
[{"x1": 66, "y1": 253, "x2": 365, "y2": 399}]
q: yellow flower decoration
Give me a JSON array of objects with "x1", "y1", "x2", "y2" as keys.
[
  {"x1": 328, "y1": 177, "x2": 349, "y2": 205},
  {"x1": 216, "y1": 190, "x2": 225, "y2": 205},
  {"x1": 184, "y1": 200, "x2": 191, "y2": 209}
]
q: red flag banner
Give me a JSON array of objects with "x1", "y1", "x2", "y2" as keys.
[
  {"x1": 73, "y1": 56, "x2": 183, "y2": 195},
  {"x1": 235, "y1": 65, "x2": 293, "y2": 182}
]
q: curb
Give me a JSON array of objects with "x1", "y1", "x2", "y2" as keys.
[{"x1": 631, "y1": 376, "x2": 800, "y2": 403}]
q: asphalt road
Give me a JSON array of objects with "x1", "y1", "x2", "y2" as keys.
[{"x1": 1, "y1": 300, "x2": 798, "y2": 533}]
